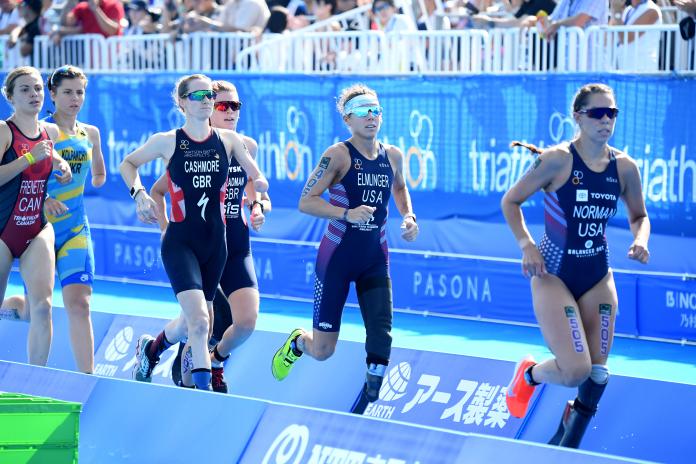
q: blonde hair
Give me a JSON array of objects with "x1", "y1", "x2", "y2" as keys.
[
  {"x1": 2, "y1": 66, "x2": 42, "y2": 101},
  {"x1": 172, "y1": 74, "x2": 212, "y2": 112},
  {"x1": 336, "y1": 83, "x2": 377, "y2": 115}
]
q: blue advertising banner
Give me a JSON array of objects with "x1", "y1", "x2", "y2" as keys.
[
  {"x1": 87, "y1": 227, "x2": 642, "y2": 336},
  {"x1": 239, "y1": 404, "x2": 470, "y2": 464},
  {"x1": 637, "y1": 275, "x2": 696, "y2": 340},
  {"x1": 241, "y1": 403, "x2": 631, "y2": 464},
  {"x1": 0, "y1": 73, "x2": 693, "y2": 236},
  {"x1": 357, "y1": 347, "x2": 532, "y2": 437},
  {"x1": 92, "y1": 314, "x2": 181, "y2": 382}
]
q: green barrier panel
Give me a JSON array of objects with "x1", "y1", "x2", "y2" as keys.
[{"x1": 0, "y1": 392, "x2": 81, "y2": 464}]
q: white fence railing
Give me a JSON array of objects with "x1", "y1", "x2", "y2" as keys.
[
  {"x1": 585, "y1": 24, "x2": 695, "y2": 73},
  {"x1": 0, "y1": 25, "x2": 694, "y2": 74},
  {"x1": 486, "y1": 27, "x2": 586, "y2": 73}
]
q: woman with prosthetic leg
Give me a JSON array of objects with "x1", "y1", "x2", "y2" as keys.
[
  {"x1": 270, "y1": 84, "x2": 419, "y2": 413},
  {"x1": 501, "y1": 84, "x2": 651, "y2": 448}
]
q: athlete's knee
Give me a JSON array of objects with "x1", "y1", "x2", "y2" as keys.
[
  {"x1": 186, "y1": 313, "x2": 210, "y2": 338},
  {"x1": 28, "y1": 297, "x2": 52, "y2": 321},
  {"x1": 64, "y1": 296, "x2": 90, "y2": 319},
  {"x1": 234, "y1": 310, "x2": 257, "y2": 334},
  {"x1": 560, "y1": 361, "x2": 592, "y2": 387},
  {"x1": 313, "y1": 341, "x2": 336, "y2": 361}
]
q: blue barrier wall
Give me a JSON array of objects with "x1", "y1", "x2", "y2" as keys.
[
  {"x1": 0, "y1": 360, "x2": 656, "y2": 464},
  {"x1": 86, "y1": 312, "x2": 692, "y2": 462},
  {"x1": 0, "y1": 310, "x2": 115, "y2": 372}
]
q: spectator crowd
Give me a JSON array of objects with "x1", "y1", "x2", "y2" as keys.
[{"x1": 0, "y1": 0, "x2": 694, "y2": 67}]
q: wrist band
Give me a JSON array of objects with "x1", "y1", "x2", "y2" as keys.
[
  {"x1": 130, "y1": 186, "x2": 145, "y2": 200},
  {"x1": 24, "y1": 153, "x2": 36, "y2": 165},
  {"x1": 249, "y1": 200, "x2": 264, "y2": 214},
  {"x1": 342, "y1": 208, "x2": 349, "y2": 221}
]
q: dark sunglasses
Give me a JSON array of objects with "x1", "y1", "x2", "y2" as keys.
[
  {"x1": 577, "y1": 107, "x2": 619, "y2": 120},
  {"x1": 185, "y1": 90, "x2": 217, "y2": 101},
  {"x1": 214, "y1": 100, "x2": 242, "y2": 112}
]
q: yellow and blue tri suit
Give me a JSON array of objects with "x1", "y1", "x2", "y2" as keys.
[{"x1": 44, "y1": 118, "x2": 95, "y2": 287}]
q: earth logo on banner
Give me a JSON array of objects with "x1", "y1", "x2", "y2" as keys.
[
  {"x1": 94, "y1": 318, "x2": 177, "y2": 381},
  {"x1": 104, "y1": 326, "x2": 133, "y2": 362},
  {"x1": 380, "y1": 362, "x2": 411, "y2": 401}
]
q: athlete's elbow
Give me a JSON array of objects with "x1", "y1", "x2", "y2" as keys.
[
  {"x1": 91, "y1": 175, "x2": 106, "y2": 188},
  {"x1": 298, "y1": 197, "x2": 310, "y2": 214},
  {"x1": 118, "y1": 159, "x2": 132, "y2": 175},
  {"x1": 500, "y1": 191, "x2": 515, "y2": 211}
]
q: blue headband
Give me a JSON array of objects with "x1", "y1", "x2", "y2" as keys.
[{"x1": 343, "y1": 94, "x2": 380, "y2": 116}]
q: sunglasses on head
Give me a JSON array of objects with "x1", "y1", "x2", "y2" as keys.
[
  {"x1": 49, "y1": 65, "x2": 72, "y2": 87},
  {"x1": 185, "y1": 90, "x2": 217, "y2": 101},
  {"x1": 577, "y1": 107, "x2": 619, "y2": 120},
  {"x1": 214, "y1": 100, "x2": 242, "y2": 112},
  {"x1": 349, "y1": 105, "x2": 382, "y2": 118}
]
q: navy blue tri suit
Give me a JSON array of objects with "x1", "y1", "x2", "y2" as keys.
[
  {"x1": 161, "y1": 128, "x2": 229, "y2": 301},
  {"x1": 219, "y1": 155, "x2": 257, "y2": 296},
  {"x1": 538, "y1": 143, "x2": 621, "y2": 300},
  {"x1": 212, "y1": 154, "x2": 258, "y2": 342},
  {"x1": 313, "y1": 141, "x2": 393, "y2": 338}
]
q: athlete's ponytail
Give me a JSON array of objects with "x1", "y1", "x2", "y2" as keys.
[{"x1": 510, "y1": 141, "x2": 543, "y2": 155}]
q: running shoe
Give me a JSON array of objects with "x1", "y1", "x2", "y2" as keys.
[
  {"x1": 271, "y1": 328, "x2": 304, "y2": 381},
  {"x1": 133, "y1": 334, "x2": 157, "y2": 382},
  {"x1": 505, "y1": 355, "x2": 537, "y2": 418},
  {"x1": 212, "y1": 367, "x2": 228, "y2": 393}
]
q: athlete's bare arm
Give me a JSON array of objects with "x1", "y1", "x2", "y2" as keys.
[
  {"x1": 386, "y1": 146, "x2": 418, "y2": 242},
  {"x1": 298, "y1": 143, "x2": 375, "y2": 223}
]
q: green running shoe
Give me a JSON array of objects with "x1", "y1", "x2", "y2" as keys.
[{"x1": 272, "y1": 328, "x2": 304, "y2": 381}]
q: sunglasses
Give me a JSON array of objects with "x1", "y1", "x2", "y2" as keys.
[
  {"x1": 577, "y1": 107, "x2": 619, "y2": 120},
  {"x1": 349, "y1": 105, "x2": 382, "y2": 118},
  {"x1": 49, "y1": 65, "x2": 73, "y2": 87},
  {"x1": 373, "y1": 3, "x2": 390, "y2": 12},
  {"x1": 214, "y1": 100, "x2": 242, "y2": 112},
  {"x1": 185, "y1": 90, "x2": 217, "y2": 101}
]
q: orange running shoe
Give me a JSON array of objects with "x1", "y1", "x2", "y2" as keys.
[{"x1": 505, "y1": 355, "x2": 538, "y2": 418}]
